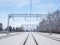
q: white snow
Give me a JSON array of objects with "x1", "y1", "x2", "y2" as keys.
[
  {"x1": 32, "y1": 32, "x2": 60, "y2": 45},
  {"x1": 0, "y1": 32, "x2": 29, "y2": 45},
  {"x1": 0, "y1": 34, "x2": 6, "y2": 37},
  {"x1": 38, "y1": 32, "x2": 60, "y2": 40},
  {"x1": 0, "y1": 32, "x2": 60, "y2": 45}
]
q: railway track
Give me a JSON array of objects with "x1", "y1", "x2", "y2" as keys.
[
  {"x1": 22, "y1": 33, "x2": 38, "y2": 45},
  {"x1": 31, "y1": 34, "x2": 38, "y2": 45},
  {"x1": 23, "y1": 33, "x2": 29, "y2": 45}
]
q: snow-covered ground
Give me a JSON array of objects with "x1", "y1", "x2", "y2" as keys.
[
  {"x1": 38, "y1": 32, "x2": 60, "y2": 38},
  {"x1": 32, "y1": 32, "x2": 60, "y2": 45},
  {"x1": 0, "y1": 32, "x2": 60, "y2": 45},
  {"x1": 0, "y1": 32, "x2": 23, "y2": 37},
  {"x1": 37, "y1": 32, "x2": 60, "y2": 41},
  {"x1": 51, "y1": 34, "x2": 60, "y2": 38},
  {"x1": 0, "y1": 34, "x2": 6, "y2": 37},
  {"x1": 0, "y1": 32, "x2": 29, "y2": 45}
]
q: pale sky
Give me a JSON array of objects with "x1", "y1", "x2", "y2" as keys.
[{"x1": 0, "y1": 0, "x2": 60, "y2": 28}]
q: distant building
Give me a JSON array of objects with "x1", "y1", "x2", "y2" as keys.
[
  {"x1": 22, "y1": 24, "x2": 37, "y2": 31},
  {"x1": 0, "y1": 23, "x2": 3, "y2": 31},
  {"x1": 5, "y1": 26, "x2": 12, "y2": 32}
]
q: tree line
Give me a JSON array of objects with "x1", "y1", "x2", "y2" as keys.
[
  {"x1": 36, "y1": 10, "x2": 60, "y2": 34},
  {"x1": 5, "y1": 26, "x2": 24, "y2": 32}
]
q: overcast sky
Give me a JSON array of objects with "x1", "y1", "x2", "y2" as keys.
[{"x1": 0, "y1": 0, "x2": 60, "y2": 28}]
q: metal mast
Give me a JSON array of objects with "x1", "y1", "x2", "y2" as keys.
[{"x1": 30, "y1": 0, "x2": 32, "y2": 17}]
